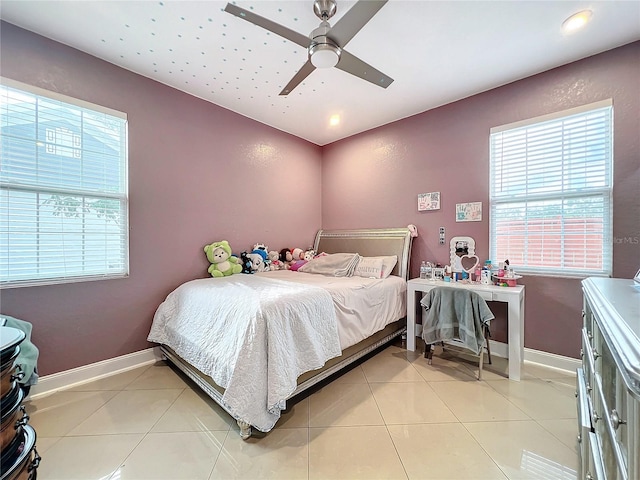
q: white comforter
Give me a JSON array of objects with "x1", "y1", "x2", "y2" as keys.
[
  {"x1": 148, "y1": 274, "x2": 341, "y2": 432},
  {"x1": 260, "y1": 270, "x2": 407, "y2": 350}
]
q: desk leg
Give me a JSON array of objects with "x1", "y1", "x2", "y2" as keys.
[
  {"x1": 407, "y1": 286, "x2": 416, "y2": 352},
  {"x1": 508, "y1": 295, "x2": 525, "y2": 381}
]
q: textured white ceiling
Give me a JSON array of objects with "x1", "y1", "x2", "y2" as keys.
[{"x1": 2, "y1": 1, "x2": 639, "y2": 145}]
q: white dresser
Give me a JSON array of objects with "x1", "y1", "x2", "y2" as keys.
[{"x1": 578, "y1": 278, "x2": 640, "y2": 480}]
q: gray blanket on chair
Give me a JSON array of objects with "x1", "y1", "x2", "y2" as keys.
[
  {"x1": 420, "y1": 287, "x2": 494, "y2": 355},
  {"x1": 1, "y1": 315, "x2": 39, "y2": 386}
]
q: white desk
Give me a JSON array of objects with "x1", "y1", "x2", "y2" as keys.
[{"x1": 407, "y1": 278, "x2": 525, "y2": 381}]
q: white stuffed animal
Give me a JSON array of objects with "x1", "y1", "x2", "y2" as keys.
[
  {"x1": 246, "y1": 252, "x2": 267, "y2": 272},
  {"x1": 268, "y1": 250, "x2": 282, "y2": 270}
]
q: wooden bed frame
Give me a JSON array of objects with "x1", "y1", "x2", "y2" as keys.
[{"x1": 160, "y1": 227, "x2": 413, "y2": 439}]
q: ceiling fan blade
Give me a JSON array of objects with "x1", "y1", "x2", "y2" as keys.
[
  {"x1": 279, "y1": 60, "x2": 316, "y2": 96},
  {"x1": 328, "y1": 0, "x2": 387, "y2": 48},
  {"x1": 335, "y1": 50, "x2": 394, "y2": 89},
  {"x1": 224, "y1": 3, "x2": 310, "y2": 48}
]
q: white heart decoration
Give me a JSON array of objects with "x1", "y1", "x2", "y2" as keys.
[{"x1": 460, "y1": 254, "x2": 480, "y2": 274}]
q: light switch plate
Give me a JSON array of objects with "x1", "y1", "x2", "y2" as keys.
[{"x1": 439, "y1": 227, "x2": 445, "y2": 245}]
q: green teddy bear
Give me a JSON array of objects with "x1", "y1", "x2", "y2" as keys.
[{"x1": 204, "y1": 240, "x2": 243, "y2": 277}]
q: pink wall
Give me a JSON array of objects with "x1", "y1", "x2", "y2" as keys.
[
  {"x1": 0, "y1": 22, "x2": 323, "y2": 376},
  {"x1": 322, "y1": 41, "x2": 640, "y2": 357},
  {"x1": 1, "y1": 22, "x2": 637, "y2": 374}
]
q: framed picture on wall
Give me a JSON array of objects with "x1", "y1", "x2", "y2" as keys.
[
  {"x1": 418, "y1": 192, "x2": 440, "y2": 211},
  {"x1": 456, "y1": 202, "x2": 482, "y2": 222}
]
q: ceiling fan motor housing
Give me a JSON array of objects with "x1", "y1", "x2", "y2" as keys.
[
  {"x1": 313, "y1": 0, "x2": 337, "y2": 20},
  {"x1": 309, "y1": 21, "x2": 341, "y2": 68}
]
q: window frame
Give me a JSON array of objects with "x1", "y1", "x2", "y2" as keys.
[
  {"x1": 489, "y1": 99, "x2": 613, "y2": 278},
  {"x1": 1, "y1": 77, "x2": 130, "y2": 288}
]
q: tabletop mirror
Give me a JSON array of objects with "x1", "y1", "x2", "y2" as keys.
[{"x1": 450, "y1": 236, "x2": 478, "y2": 273}]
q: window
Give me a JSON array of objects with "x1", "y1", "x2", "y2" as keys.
[
  {"x1": 490, "y1": 100, "x2": 612, "y2": 277},
  {"x1": 1, "y1": 78, "x2": 129, "y2": 287}
]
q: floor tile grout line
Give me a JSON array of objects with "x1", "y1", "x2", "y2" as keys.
[
  {"x1": 27, "y1": 389, "x2": 121, "y2": 438},
  {"x1": 383, "y1": 423, "x2": 411, "y2": 480},
  {"x1": 482, "y1": 375, "x2": 579, "y2": 422},
  {"x1": 119, "y1": 363, "x2": 153, "y2": 391},
  {"x1": 367, "y1": 353, "x2": 441, "y2": 480},
  {"x1": 427, "y1": 380, "x2": 516, "y2": 423},
  {"x1": 105, "y1": 431, "x2": 149, "y2": 480},
  {"x1": 145, "y1": 385, "x2": 188, "y2": 434},
  {"x1": 83, "y1": 378, "x2": 188, "y2": 479},
  {"x1": 57, "y1": 364, "x2": 177, "y2": 438},
  {"x1": 459, "y1": 419, "x2": 526, "y2": 480},
  {"x1": 533, "y1": 417, "x2": 581, "y2": 452},
  {"x1": 207, "y1": 428, "x2": 232, "y2": 480},
  {"x1": 482, "y1": 382, "x2": 533, "y2": 421}
]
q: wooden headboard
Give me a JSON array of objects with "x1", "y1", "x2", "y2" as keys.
[{"x1": 313, "y1": 228, "x2": 413, "y2": 281}]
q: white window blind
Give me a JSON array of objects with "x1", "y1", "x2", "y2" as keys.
[
  {"x1": 490, "y1": 100, "x2": 613, "y2": 277},
  {"x1": 1, "y1": 78, "x2": 129, "y2": 287}
]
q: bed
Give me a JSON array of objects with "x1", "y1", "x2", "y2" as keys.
[{"x1": 148, "y1": 227, "x2": 413, "y2": 439}]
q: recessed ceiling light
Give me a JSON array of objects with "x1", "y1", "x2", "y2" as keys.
[
  {"x1": 562, "y1": 9, "x2": 593, "y2": 34},
  {"x1": 329, "y1": 115, "x2": 340, "y2": 127}
]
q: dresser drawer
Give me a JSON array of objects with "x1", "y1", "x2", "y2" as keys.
[
  {"x1": 587, "y1": 431, "x2": 608, "y2": 480},
  {"x1": 582, "y1": 328, "x2": 596, "y2": 389},
  {"x1": 593, "y1": 373, "x2": 628, "y2": 480},
  {"x1": 577, "y1": 368, "x2": 593, "y2": 431},
  {"x1": 577, "y1": 368, "x2": 594, "y2": 479},
  {"x1": 582, "y1": 306, "x2": 596, "y2": 349}
]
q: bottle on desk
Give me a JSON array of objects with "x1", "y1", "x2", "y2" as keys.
[{"x1": 420, "y1": 261, "x2": 428, "y2": 279}]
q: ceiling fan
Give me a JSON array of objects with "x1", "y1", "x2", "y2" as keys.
[{"x1": 224, "y1": 0, "x2": 394, "y2": 95}]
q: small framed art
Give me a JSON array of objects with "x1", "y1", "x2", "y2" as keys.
[
  {"x1": 456, "y1": 202, "x2": 482, "y2": 222},
  {"x1": 418, "y1": 192, "x2": 440, "y2": 211}
]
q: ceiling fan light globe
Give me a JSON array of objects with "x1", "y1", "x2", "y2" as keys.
[
  {"x1": 309, "y1": 22, "x2": 340, "y2": 68},
  {"x1": 311, "y1": 47, "x2": 340, "y2": 68}
]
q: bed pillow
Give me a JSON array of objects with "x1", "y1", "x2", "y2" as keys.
[
  {"x1": 378, "y1": 255, "x2": 398, "y2": 278},
  {"x1": 298, "y1": 253, "x2": 360, "y2": 276},
  {"x1": 353, "y1": 256, "x2": 384, "y2": 279},
  {"x1": 353, "y1": 255, "x2": 398, "y2": 279}
]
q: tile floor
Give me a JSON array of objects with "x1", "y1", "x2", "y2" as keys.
[{"x1": 25, "y1": 345, "x2": 579, "y2": 480}]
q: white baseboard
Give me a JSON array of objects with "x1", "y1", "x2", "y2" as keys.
[
  {"x1": 488, "y1": 340, "x2": 580, "y2": 374},
  {"x1": 29, "y1": 347, "x2": 163, "y2": 399},
  {"x1": 523, "y1": 346, "x2": 581, "y2": 373}
]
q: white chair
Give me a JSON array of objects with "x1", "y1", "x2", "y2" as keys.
[{"x1": 420, "y1": 287, "x2": 494, "y2": 380}]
